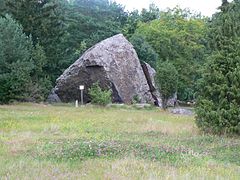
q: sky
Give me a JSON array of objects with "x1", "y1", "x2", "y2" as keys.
[{"x1": 114, "y1": 0, "x2": 231, "y2": 17}]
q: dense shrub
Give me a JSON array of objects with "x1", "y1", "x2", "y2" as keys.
[
  {"x1": 88, "y1": 82, "x2": 112, "y2": 106},
  {"x1": 155, "y1": 61, "x2": 178, "y2": 109},
  {"x1": 196, "y1": 0, "x2": 240, "y2": 135},
  {"x1": 196, "y1": 49, "x2": 240, "y2": 135}
]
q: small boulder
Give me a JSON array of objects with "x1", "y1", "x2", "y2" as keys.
[
  {"x1": 47, "y1": 89, "x2": 61, "y2": 103},
  {"x1": 170, "y1": 108, "x2": 194, "y2": 115}
]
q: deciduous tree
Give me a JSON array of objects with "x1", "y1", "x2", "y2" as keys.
[{"x1": 135, "y1": 8, "x2": 208, "y2": 101}]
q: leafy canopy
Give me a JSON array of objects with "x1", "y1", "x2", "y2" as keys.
[{"x1": 135, "y1": 8, "x2": 208, "y2": 101}]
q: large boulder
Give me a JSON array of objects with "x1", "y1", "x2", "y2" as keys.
[{"x1": 49, "y1": 34, "x2": 154, "y2": 104}]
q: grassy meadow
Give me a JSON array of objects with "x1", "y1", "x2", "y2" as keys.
[{"x1": 0, "y1": 103, "x2": 239, "y2": 179}]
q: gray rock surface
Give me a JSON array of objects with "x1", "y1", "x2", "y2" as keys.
[
  {"x1": 142, "y1": 62, "x2": 162, "y2": 107},
  {"x1": 49, "y1": 34, "x2": 153, "y2": 104},
  {"x1": 47, "y1": 89, "x2": 61, "y2": 103},
  {"x1": 170, "y1": 108, "x2": 194, "y2": 115}
]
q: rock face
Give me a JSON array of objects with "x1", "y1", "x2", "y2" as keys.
[
  {"x1": 170, "y1": 108, "x2": 194, "y2": 116},
  {"x1": 47, "y1": 88, "x2": 61, "y2": 103},
  {"x1": 141, "y1": 62, "x2": 162, "y2": 107},
  {"x1": 49, "y1": 34, "x2": 154, "y2": 104}
]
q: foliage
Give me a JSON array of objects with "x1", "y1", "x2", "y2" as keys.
[
  {"x1": 0, "y1": 15, "x2": 33, "y2": 103},
  {"x1": 135, "y1": 8, "x2": 209, "y2": 101},
  {"x1": 2, "y1": 0, "x2": 67, "y2": 82},
  {"x1": 29, "y1": 44, "x2": 52, "y2": 101},
  {"x1": 0, "y1": 15, "x2": 50, "y2": 103},
  {"x1": 88, "y1": 82, "x2": 112, "y2": 106},
  {"x1": 123, "y1": 3, "x2": 160, "y2": 39},
  {"x1": 122, "y1": 10, "x2": 141, "y2": 38},
  {"x1": 0, "y1": 0, "x2": 6, "y2": 14},
  {"x1": 65, "y1": 0, "x2": 127, "y2": 60},
  {"x1": 196, "y1": 0, "x2": 240, "y2": 135},
  {"x1": 140, "y1": 3, "x2": 160, "y2": 23},
  {"x1": 130, "y1": 35, "x2": 158, "y2": 68},
  {"x1": 1, "y1": 0, "x2": 128, "y2": 90},
  {"x1": 131, "y1": 95, "x2": 141, "y2": 104},
  {"x1": 155, "y1": 61, "x2": 178, "y2": 109}
]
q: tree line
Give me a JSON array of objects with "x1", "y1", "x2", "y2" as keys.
[
  {"x1": 0, "y1": 0, "x2": 207, "y2": 102},
  {"x1": 0, "y1": 0, "x2": 239, "y2": 134}
]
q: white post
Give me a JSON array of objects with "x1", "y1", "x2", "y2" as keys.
[
  {"x1": 79, "y1": 85, "x2": 85, "y2": 106},
  {"x1": 75, "y1": 100, "x2": 79, "y2": 108},
  {"x1": 81, "y1": 90, "x2": 83, "y2": 106}
]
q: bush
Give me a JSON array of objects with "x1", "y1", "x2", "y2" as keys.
[
  {"x1": 131, "y1": 95, "x2": 141, "y2": 104},
  {"x1": 155, "y1": 61, "x2": 178, "y2": 109},
  {"x1": 195, "y1": 1, "x2": 240, "y2": 135},
  {"x1": 88, "y1": 82, "x2": 112, "y2": 106},
  {"x1": 196, "y1": 51, "x2": 240, "y2": 135}
]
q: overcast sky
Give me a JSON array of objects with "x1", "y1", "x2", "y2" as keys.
[{"x1": 114, "y1": 0, "x2": 231, "y2": 17}]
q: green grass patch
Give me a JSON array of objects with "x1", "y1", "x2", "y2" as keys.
[
  {"x1": 32, "y1": 139, "x2": 205, "y2": 167},
  {"x1": 0, "y1": 103, "x2": 239, "y2": 179}
]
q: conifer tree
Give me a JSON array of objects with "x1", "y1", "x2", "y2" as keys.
[
  {"x1": 3, "y1": 0, "x2": 67, "y2": 81},
  {"x1": 0, "y1": 15, "x2": 50, "y2": 103},
  {"x1": 0, "y1": 15, "x2": 33, "y2": 103},
  {"x1": 196, "y1": 0, "x2": 240, "y2": 134}
]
